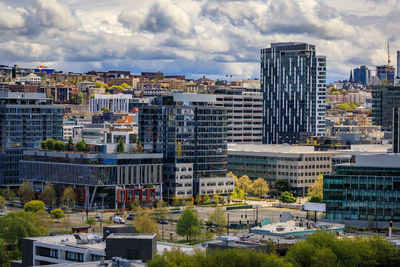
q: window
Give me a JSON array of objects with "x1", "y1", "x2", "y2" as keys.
[{"x1": 66, "y1": 251, "x2": 84, "y2": 262}]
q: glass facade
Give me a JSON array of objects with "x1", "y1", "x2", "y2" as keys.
[
  {"x1": 139, "y1": 95, "x2": 228, "y2": 179},
  {"x1": 0, "y1": 93, "x2": 63, "y2": 185},
  {"x1": 372, "y1": 86, "x2": 400, "y2": 131},
  {"x1": 324, "y1": 166, "x2": 400, "y2": 221},
  {"x1": 261, "y1": 43, "x2": 326, "y2": 144}
]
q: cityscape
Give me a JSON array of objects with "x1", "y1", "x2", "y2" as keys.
[{"x1": 1, "y1": 0, "x2": 400, "y2": 267}]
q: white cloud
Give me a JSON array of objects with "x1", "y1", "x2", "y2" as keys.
[{"x1": 0, "y1": 0, "x2": 399, "y2": 81}]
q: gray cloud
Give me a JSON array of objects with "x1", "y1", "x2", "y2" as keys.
[{"x1": 0, "y1": 0, "x2": 398, "y2": 82}]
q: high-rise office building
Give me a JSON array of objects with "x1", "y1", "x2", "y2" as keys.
[
  {"x1": 393, "y1": 107, "x2": 400, "y2": 153},
  {"x1": 0, "y1": 92, "x2": 63, "y2": 185},
  {"x1": 261, "y1": 42, "x2": 326, "y2": 144},
  {"x1": 376, "y1": 65, "x2": 395, "y2": 85},
  {"x1": 371, "y1": 86, "x2": 400, "y2": 131},
  {"x1": 139, "y1": 93, "x2": 234, "y2": 201},
  {"x1": 353, "y1": 65, "x2": 371, "y2": 85},
  {"x1": 397, "y1": 51, "x2": 400, "y2": 78}
]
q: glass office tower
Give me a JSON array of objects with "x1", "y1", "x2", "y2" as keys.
[
  {"x1": 0, "y1": 92, "x2": 63, "y2": 185},
  {"x1": 261, "y1": 42, "x2": 326, "y2": 144}
]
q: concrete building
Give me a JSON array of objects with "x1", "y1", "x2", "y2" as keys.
[
  {"x1": 20, "y1": 149, "x2": 163, "y2": 208},
  {"x1": 215, "y1": 92, "x2": 263, "y2": 143},
  {"x1": 228, "y1": 144, "x2": 332, "y2": 196},
  {"x1": 371, "y1": 86, "x2": 400, "y2": 131},
  {"x1": 89, "y1": 94, "x2": 132, "y2": 113},
  {"x1": 397, "y1": 51, "x2": 400, "y2": 78},
  {"x1": 393, "y1": 107, "x2": 400, "y2": 153},
  {"x1": 261, "y1": 42, "x2": 326, "y2": 144},
  {"x1": 376, "y1": 65, "x2": 395, "y2": 85},
  {"x1": 0, "y1": 92, "x2": 63, "y2": 186},
  {"x1": 324, "y1": 154, "x2": 400, "y2": 228},
  {"x1": 16, "y1": 73, "x2": 41, "y2": 85},
  {"x1": 139, "y1": 93, "x2": 234, "y2": 201}
]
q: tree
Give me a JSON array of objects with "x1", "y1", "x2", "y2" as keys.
[
  {"x1": 232, "y1": 187, "x2": 244, "y2": 200},
  {"x1": 309, "y1": 195, "x2": 323, "y2": 203},
  {"x1": 134, "y1": 213, "x2": 157, "y2": 234},
  {"x1": 76, "y1": 92, "x2": 84, "y2": 104},
  {"x1": 24, "y1": 200, "x2": 45, "y2": 213},
  {"x1": 308, "y1": 175, "x2": 323, "y2": 198},
  {"x1": 286, "y1": 231, "x2": 399, "y2": 267},
  {"x1": 208, "y1": 207, "x2": 227, "y2": 236},
  {"x1": 50, "y1": 208, "x2": 65, "y2": 221},
  {"x1": 153, "y1": 206, "x2": 168, "y2": 220},
  {"x1": 0, "y1": 211, "x2": 48, "y2": 265},
  {"x1": 194, "y1": 194, "x2": 201, "y2": 205},
  {"x1": 147, "y1": 246, "x2": 291, "y2": 267},
  {"x1": 213, "y1": 194, "x2": 220, "y2": 204},
  {"x1": 41, "y1": 140, "x2": 47, "y2": 150},
  {"x1": 203, "y1": 194, "x2": 210, "y2": 204},
  {"x1": 250, "y1": 178, "x2": 270, "y2": 197},
  {"x1": 129, "y1": 200, "x2": 140, "y2": 212},
  {"x1": 274, "y1": 179, "x2": 291, "y2": 193},
  {"x1": 226, "y1": 194, "x2": 232, "y2": 204},
  {"x1": 67, "y1": 136, "x2": 74, "y2": 151},
  {"x1": 95, "y1": 81, "x2": 103, "y2": 88},
  {"x1": 279, "y1": 192, "x2": 296, "y2": 204},
  {"x1": 45, "y1": 139, "x2": 55, "y2": 151},
  {"x1": 137, "y1": 143, "x2": 143, "y2": 152},
  {"x1": 61, "y1": 187, "x2": 76, "y2": 220},
  {"x1": 40, "y1": 184, "x2": 57, "y2": 208},
  {"x1": 238, "y1": 175, "x2": 251, "y2": 194},
  {"x1": 75, "y1": 140, "x2": 87, "y2": 152},
  {"x1": 86, "y1": 217, "x2": 96, "y2": 230},
  {"x1": 18, "y1": 181, "x2": 34, "y2": 203},
  {"x1": 227, "y1": 171, "x2": 239, "y2": 187},
  {"x1": 101, "y1": 106, "x2": 111, "y2": 113},
  {"x1": 176, "y1": 208, "x2": 201, "y2": 243},
  {"x1": 54, "y1": 140, "x2": 66, "y2": 151},
  {"x1": 0, "y1": 196, "x2": 6, "y2": 210},
  {"x1": 121, "y1": 83, "x2": 129, "y2": 88},
  {"x1": 117, "y1": 138, "x2": 125, "y2": 153}
]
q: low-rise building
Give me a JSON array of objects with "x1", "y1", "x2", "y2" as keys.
[
  {"x1": 324, "y1": 154, "x2": 400, "y2": 228},
  {"x1": 228, "y1": 144, "x2": 333, "y2": 196}
]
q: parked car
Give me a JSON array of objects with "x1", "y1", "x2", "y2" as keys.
[
  {"x1": 113, "y1": 216, "x2": 125, "y2": 224},
  {"x1": 0, "y1": 211, "x2": 7, "y2": 216},
  {"x1": 127, "y1": 213, "x2": 135, "y2": 221},
  {"x1": 157, "y1": 219, "x2": 168, "y2": 225}
]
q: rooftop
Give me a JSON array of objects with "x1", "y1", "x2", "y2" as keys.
[
  {"x1": 340, "y1": 154, "x2": 400, "y2": 168},
  {"x1": 228, "y1": 144, "x2": 331, "y2": 154}
]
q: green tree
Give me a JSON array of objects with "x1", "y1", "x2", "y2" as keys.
[
  {"x1": 203, "y1": 194, "x2": 210, "y2": 204},
  {"x1": 274, "y1": 179, "x2": 291, "y2": 193},
  {"x1": 286, "y1": 231, "x2": 399, "y2": 267},
  {"x1": 147, "y1": 247, "x2": 291, "y2": 267},
  {"x1": 101, "y1": 106, "x2": 111, "y2": 113},
  {"x1": 18, "y1": 181, "x2": 34, "y2": 203},
  {"x1": 227, "y1": 171, "x2": 239, "y2": 187},
  {"x1": 121, "y1": 83, "x2": 129, "y2": 88},
  {"x1": 40, "y1": 184, "x2": 57, "y2": 208},
  {"x1": 54, "y1": 140, "x2": 66, "y2": 151},
  {"x1": 238, "y1": 175, "x2": 251, "y2": 195},
  {"x1": 45, "y1": 139, "x2": 55, "y2": 151},
  {"x1": 41, "y1": 140, "x2": 47, "y2": 150},
  {"x1": 129, "y1": 200, "x2": 140, "y2": 212},
  {"x1": 24, "y1": 200, "x2": 45, "y2": 213},
  {"x1": 134, "y1": 212, "x2": 157, "y2": 234},
  {"x1": 76, "y1": 92, "x2": 84, "y2": 104},
  {"x1": 86, "y1": 217, "x2": 96, "y2": 230},
  {"x1": 279, "y1": 192, "x2": 296, "y2": 203},
  {"x1": 89, "y1": 94, "x2": 95, "y2": 98},
  {"x1": 309, "y1": 195, "x2": 323, "y2": 203},
  {"x1": 208, "y1": 207, "x2": 227, "y2": 236},
  {"x1": 50, "y1": 208, "x2": 65, "y2": 221},
  {"x1": 67, "y1": 136, "x2": 74, "y2": 151},
  {"x1": 75, "y1": 140, "x2": 87, "y2": 152},
  {"x1": 0, "y1": 196, "x2": 6, "y2": 210},
  {"x1": 0, "y1": 211, "x2": 49, "y2": 265},
  {"x1": 117, "y1": 138, "x2": 125, "y2": 153},
  {"x1": 226, "y1": 194, "x2": 232, "y2": 204},
  {"x1": 250, "y1": 178, "x2": 270, "y2": 197},
  {"x1": 176, "y1": 208, "x2": 201, "y2": 243},
  {"x1": 153, "y1": 205, "x2": 168, "y2": 220}
]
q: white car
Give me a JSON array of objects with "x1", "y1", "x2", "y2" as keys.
[{"x1": 113, "y1": 216, "x2": 125, "y2": 224}]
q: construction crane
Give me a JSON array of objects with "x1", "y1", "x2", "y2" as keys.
[
  {"x1": 368, "y1": 41, "x2": 394, "y2": 86},
  {"x1": 225, "y1": 74, "x2": 240, "y2": 83}
]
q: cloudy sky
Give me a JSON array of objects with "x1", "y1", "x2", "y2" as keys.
[{"x1": 0, "y1": 0, "x2": 398, "y2": 82}]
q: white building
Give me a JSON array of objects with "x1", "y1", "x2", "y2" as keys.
[
  {"x1": 16, "y1": 73, "x2": 41, "y2": 85},
  {"x1": 89, "y1": 94, "x2": 132, "y2": 113}
]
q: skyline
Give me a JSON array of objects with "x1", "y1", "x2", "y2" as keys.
[{"x1": 1, "y1": 0, "x2": 400, "y2": 82}]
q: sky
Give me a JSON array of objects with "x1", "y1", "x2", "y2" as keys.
[{"x1": 0, "y1": 0, "x2": 399, "y2": 82}]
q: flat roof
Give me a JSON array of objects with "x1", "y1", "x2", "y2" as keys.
[
  {"x1": 228, "y1": 144, "x2": 331, "y2": 155},
  {"x1": 107, "y1": 233, "x2": 156, "y2": 239},
  {"x1": 343, "y1": 154, "x2": 400, "y2": 168}
]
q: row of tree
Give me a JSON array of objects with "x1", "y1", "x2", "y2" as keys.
[
  {"x1": 41, "y1": 137, "x2": 87, "y2": 152},
  {"x1": 227, "y1": 172, "x2": 270, "y2": 198},
  {"x1": 147, "y1": 231, "x2": 400, "y2": 267}
]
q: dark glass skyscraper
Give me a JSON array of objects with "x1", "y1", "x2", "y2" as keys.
[
  {"x1": 0, "y1": 92, "x2": 63, "y2": 186},
  {"x1": 372, "y1": 86, "x2": 400, "y2": 131},
  {"x1": 261, "y1": 42, "x2": 326, "y2": 144}
]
